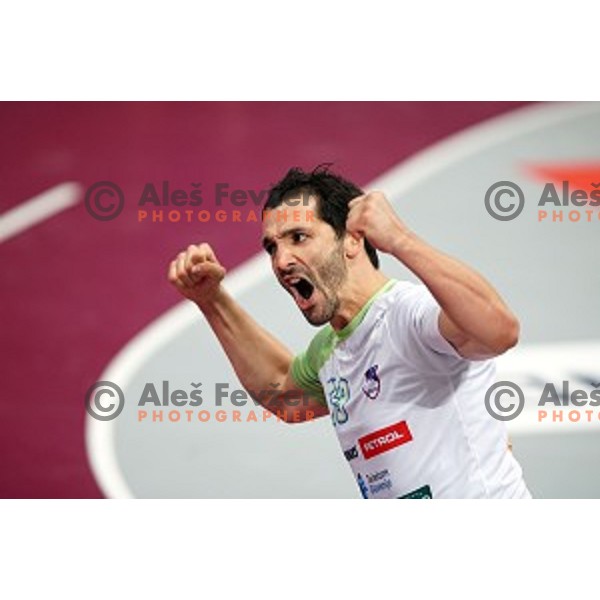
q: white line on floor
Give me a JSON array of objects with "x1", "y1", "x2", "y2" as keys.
[{"x1": 0, "y1": 182, "x2": 82, "y2": 243}]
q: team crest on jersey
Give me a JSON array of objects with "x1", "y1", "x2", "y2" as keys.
[
  {"x1": 327, "y1": 376, "x2": 351, "y2": 426},
  {"x1": 362, "y1": 364, "x2": 381, "y2": 399}
]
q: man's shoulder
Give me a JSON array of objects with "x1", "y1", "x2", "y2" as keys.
[
  {"x1": 378, "y1": 279, "x2": 430, "y2": 314},
  {"x1": 290, "y1": 326, "x2": 337, "y2": 397},
  {"x1": 386, "y1": 278, "x2": 425, "y2": 297},
  {"x1": 305, "y1": 325, "x2": 337, "y2": 369}
]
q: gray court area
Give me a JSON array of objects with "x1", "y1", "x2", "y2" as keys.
[{"x1": 107, "y1": 102, "x2": 600, "y2": 498}]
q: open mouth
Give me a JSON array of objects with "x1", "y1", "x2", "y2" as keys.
[{"x1": 285, "y1": 276, "x2": 316, "y2": 309}]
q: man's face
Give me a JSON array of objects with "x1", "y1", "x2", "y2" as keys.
[{"x1": 262, "y1": 195, "x2": 347, "y2": 326}]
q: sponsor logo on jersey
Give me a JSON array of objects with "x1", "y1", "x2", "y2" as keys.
[
  {"x1": 327, "y1": 376, "x2": 351, "y2": 427},
  {"x1": 344, "y1": 445, "x2": 359, "y2": 461},
  {"x1": 358, "y1": 420, "x2": 413, "y2": 459},
  {"x1": 362, "y1": 364, "x2": 381, "y2": 399},
  {"x1": 357, "y1": 473, "x2": 369, "y2": 498},
  {"x1": 398, "y1": 484, "x2": 433, "y2": 499},
  {"x1": 357, "y1": 469, "x2": 393, "y2": 497}
]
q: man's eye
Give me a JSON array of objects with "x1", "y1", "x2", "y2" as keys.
[
  {"x1": 293, "y1": 232, "x2": 307, "y2": 243},
  {"x1": 265, "y1": 243, "x2": 275, "y2": 256}
]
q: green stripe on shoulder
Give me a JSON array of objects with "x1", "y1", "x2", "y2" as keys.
[
  {"x1": 290, "y1": 326, "x2": 337, "y2": 406},
  {"x1": 290, "y1": 279, "x2": 398, "y2": 406}
]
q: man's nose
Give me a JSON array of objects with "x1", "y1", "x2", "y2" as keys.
[{"x1": 273, "y1": 244, "x2": 296, "y2": 272}]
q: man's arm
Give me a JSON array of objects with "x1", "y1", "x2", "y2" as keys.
[
  {"x1": 168, "y1": 243, "x2": 329, "y2": 422},
  {"x1": 390, "y1": 236, "x2": 519, "y2": 359},
  {"x1": 347, "y1": 193, "x2": 520, "y2": 360}
]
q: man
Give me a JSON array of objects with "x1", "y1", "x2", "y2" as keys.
[{"x1": 168, "y1": 166, "x2": 531, "y2": 499}]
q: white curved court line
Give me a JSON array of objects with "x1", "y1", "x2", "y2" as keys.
[
  {"x1": 85, "y1": 253, "x2": 272, "y2": 499},
  {"x1": 0, "y1": 182, "x2": 82, "y2": 243},
  {"x1": 86, "y1": 101, "x2": 600, "y2": 498}
]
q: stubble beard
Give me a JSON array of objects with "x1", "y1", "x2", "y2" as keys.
[{"x1": 303, "y1": 241, "x2": 347, "y2": 326}]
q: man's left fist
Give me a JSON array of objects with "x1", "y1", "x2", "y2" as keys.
[{"x1": 346, "y1": 191, "x2": 409, "y2": 255}]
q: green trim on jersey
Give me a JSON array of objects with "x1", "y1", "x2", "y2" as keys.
[
  {"x1": 290, "y1": 278, "x2": 397, "y2": 406},
  {"x1": 290, "y1": 328, "x2": 336, "y2": 405}
]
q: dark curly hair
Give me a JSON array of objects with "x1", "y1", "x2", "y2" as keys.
[{"x1": 263, "y1": 165, "x2": 379, "y2": 268}]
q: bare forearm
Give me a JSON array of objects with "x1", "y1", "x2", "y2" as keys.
[
  {"x1": 392, "y1": 232, "x2": 519, "y2": 351},
  {"x1": 198, "y1": 288, "x2": 292, "y2": 396},
  {"x1": 168, "y1": 242, "x2": 307, "y2": 418},
  {"x1": 345, "y1": 191, "x2": 518, "y2": 356}
]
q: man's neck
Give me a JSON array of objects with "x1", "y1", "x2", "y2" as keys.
[{"x1": 330, "y1": 270, "x2": 390, "y2": 331}]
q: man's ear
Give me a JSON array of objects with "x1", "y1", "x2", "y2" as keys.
[{"x1": 344, "y1": 231, "x2": 363, "y2": 259}]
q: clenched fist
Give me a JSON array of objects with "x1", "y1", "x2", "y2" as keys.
[
  {"x1": 168, "y1": 243, "x2": 226, "y2": 309},
  {"x1": 346, "y1": 191, "x2": 410, "y2": 256}
]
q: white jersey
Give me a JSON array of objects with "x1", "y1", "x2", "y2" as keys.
[{"x1": 291, "y1": 279, "x2": 531, "y2": 499}]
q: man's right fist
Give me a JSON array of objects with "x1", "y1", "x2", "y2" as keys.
[{"x1": 168, "y1": 243, "x2": 226, "y2": 308}]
